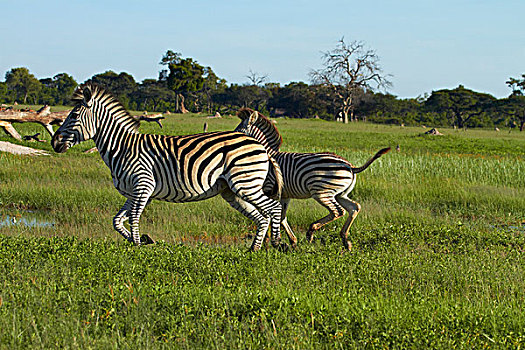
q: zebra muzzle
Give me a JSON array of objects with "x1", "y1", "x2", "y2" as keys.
[{"x1": 51, "y1": 133, "x2": 69, "y2": 153}]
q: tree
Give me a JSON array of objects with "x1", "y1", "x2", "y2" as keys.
[
  {"x1": 160, "y1": 50, "x2": 206, "y2": 113},
  {"x1": 506, "y1": 74, "x2": 525, "y2": 96},
  {"x1": 133, "y1": 79, "x2": 174, "y2": 111},
  {"x1": 38, "y1": 78, "x2": 57, "y2": 104},
  {"x1": 201, "y1": 67, "x2": 227, "y2": 113},
  {"x1": 5, "y1": 67, "x2": 42, "y2": 104},
  {"x1": 39, "y1": 73, "x2": 78, "y2": 105},
  {"x1": 424, "y1": 85, "x2": 496, "y2": 129},
  {"x1": 310, "y1": 38, "x2": 391, "y2": 123},
  {"x1": 246, "y1": 69, "x2": 268, "y2": 86},
  {"x1": 268, "y1": 82, "x2": 331, "y2": 118},
  {"x1": 53, "y1": 73, "x2": 78, "y2": 105},
  {"x1": 496, "y1": 96, "x2": 525, "y2": 131},
  {"x1": 89, "y1": 71, "x2": 137, "y2": 108},
  {"x1": 500, "y1": 75, "x2": 525, "y2": 131},
  {"x1": 357, "y1": 92, "x2": 422, "y2": 125},
  {"x1": 0, "y1": 82, "x2": 9, "y2": 103}
]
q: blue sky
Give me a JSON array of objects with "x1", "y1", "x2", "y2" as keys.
[{"x1": 1, "y1": 0, "x2": 523, "y2": 98}]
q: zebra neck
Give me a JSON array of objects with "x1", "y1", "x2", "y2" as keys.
[{"x1": 93, "y1": 119, "x2": 137, "y2": 164}]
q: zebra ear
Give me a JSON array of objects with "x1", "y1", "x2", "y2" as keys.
[
  {"x1": 248, "y1": 111, "x2": 259, "y2": 125},
  {"x1": 82, "y1": 86, "x2": 93, "y2": 107}
]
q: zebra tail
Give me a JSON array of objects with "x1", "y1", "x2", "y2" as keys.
[
  {"x1": 351, "y1": 147, "x2": 391, "y2": 173},
  {"x1": 268, "y1": 155, "x2": 283, "y2": 200}
]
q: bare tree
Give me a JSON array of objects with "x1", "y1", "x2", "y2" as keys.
[
  {"x1": 310, "y1": 38, "x2": 391, "y2": 123},
  {"x1": 246, "y1": 69, "x2": 268, "y2": 86}
]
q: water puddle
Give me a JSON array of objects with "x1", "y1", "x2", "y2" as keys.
[{"x1": 0, "y1": 213, "x2": 55, "y2": 228}]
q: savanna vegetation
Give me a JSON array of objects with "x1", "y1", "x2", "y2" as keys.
[
  {"x1": 2, "y1": 40, "x2": 524, "y2": 130},
  {"x1": 0, "y1": 112, "x2": 524, "y2": 348}
]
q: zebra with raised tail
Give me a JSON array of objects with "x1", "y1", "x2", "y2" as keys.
[
  {"x1": 235, "y1": 108, "x2": 390, "y2": 251},
  {"x1": 51, "y1": 83, "x2": 284, "y2": 251}
]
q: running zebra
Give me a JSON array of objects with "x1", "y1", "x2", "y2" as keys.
[
  {"x1": 235, "y1": 108, "x2": 390, "y2": 251},
  {"x1": 51, "y1": 84, "x2": 284, "y2": 251}
]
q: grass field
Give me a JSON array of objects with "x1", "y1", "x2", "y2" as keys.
[{"x1": 0, "y1": 111, "x2": 524, "y2": 348}]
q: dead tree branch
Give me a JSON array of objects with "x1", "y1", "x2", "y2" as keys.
[
  {"x1": 0, "y1": 105, "x2": 68, "y2": 140},
  {"x1": 137, "y1": 113, "x2": 165, "y2": 128}
]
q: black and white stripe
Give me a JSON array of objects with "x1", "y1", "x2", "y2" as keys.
[
  {"x1": 235, "y1": 108, "x2": 390, "y2": 250},
  {"x1": 51, "y1": 84, "x2": 284, "y2": 251}
]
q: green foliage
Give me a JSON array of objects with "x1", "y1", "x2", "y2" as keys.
[
  {"x1": 504, "y1": 75, "x2": 525, "y2": 131},
  {"x1": 424, "y1": 85, "x2": 496, "y2": 128},
  {"x1": 201, "y1": 67, "x2": 227, "y2": 114},
  {"x1": 213, "y1": 84, "x2": 271, "y2": 114},
  {"x1": 132, "y1": 79, "x2": 174, "y2": 112},
  {"x1": 506, "y1": 74, "x2": 525, "y2": 95},
  {"x1": 89, "y1": 71, "x2": 137, "y2": 109},
  {"x1": 5, "y1": 67, "x2": 42, "y2": 104},
  {"x1": 166, "y1": 58, "x2": 205, "y2": 94},
  {"x1": 0, "y1": 60, "x2": 524, "y2": 130},
  {"x1": 52, "y1": 73, "x2": 78, "y2": 104},
  {"x1": 158, "y1": 50, "x2": 228, "y2": 113},
  {"x1": 39, "y1": 73, "x2": 78, "y2": 105},
  {"x1": 500, "y1": 95, "x2": 525, "y2": 131},
  {"x1": 0, "y1": 82, "x2": 8, "y2": 103},
  {"x1": 268, "y1": 82, "x2": 333, "y2": 119},
  {"x1": 160, "y1": 50, "x2": 204, "y2": 113}
]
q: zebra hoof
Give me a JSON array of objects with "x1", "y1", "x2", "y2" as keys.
[
  {"x1": 341, "y1": 239, "x2": 352, "y2": 252},
  {"x1": 306, "y1": 231, "x2": 314, "y2": 243},
  {"x1": 340, "y1": 245, "x2": 352, "y2": 253},
  {"x1": 140, "y1": 234, "x2": 155, "y2": 245}
]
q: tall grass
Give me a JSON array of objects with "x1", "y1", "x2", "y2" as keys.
[{"x1": 0, "y1": 113, "x2": 524, "y2": 348}]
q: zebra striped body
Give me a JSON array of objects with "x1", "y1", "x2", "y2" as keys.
[
  {"x1": 271, "y1": 152, "x2": 356, "y2": 200},
  {"x1": 235, "y1": 108, "x2": 390, "y2": 250},
  {"x1": 51, "y1": 84, "x2": 283, "y2": 251},
  {"x1": 101, "y1": 131, "x2": 269, "y2": 203}
]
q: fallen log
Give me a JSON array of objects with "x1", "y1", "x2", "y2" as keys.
[
  {"x1": 137, "y1": 113, "x2": 164, "y2": 128},
  {"x1": 0, "y1": 141, "x2": 49, "y2": 156},
  {"x1": 0, "y1": 106, "x2": 164, "y2": 141},
  {"x1": 0, "y1": 105, "x2": 68, "y2": 140}
]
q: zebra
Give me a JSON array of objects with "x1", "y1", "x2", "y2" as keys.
[
  {"x1": 234, "y1": 108, "x2": 390, "y2": 251},
  {"x1": 51, "y1": 83, "x2": 285, "y2": 251}
]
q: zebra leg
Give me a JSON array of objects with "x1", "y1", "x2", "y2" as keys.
[
  {"x1": 128, "y1": 186, "x2": 154, "y2": 245},
  {"x1": 280, "y1": 199, "x2": 297, "y2": 248},
  {"x1": 226, "y1": 177, "x2": 283, "y2": 250},
  {"x1": 243, "y1": 195, "x2": 282, "y2": 250},
  {"x1": 113, "y1": 199, "x2": 132, "y2": 241},
  {"x1": 262, "y1": 199, "x2": 295, "y2": 249},
  {"x1": 335, "y1": 196, "x2": 361, "y2": 251},
  {"x1": 306, "y1": 195, "x2": 346, "y2": 243},
  {"x1": 220, "y1": 188, "x2": 270, "y2": 251},
  {"x1": 261, "y1": 200, "x2": 282, "y2": 249}
]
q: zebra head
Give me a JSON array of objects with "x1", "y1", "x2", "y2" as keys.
[
  {"x1": 234, "y1": 108, "x2": 260, "y2": 136},
  {"x1": 51, "y1": 85, "x2": 99, "y2": 153},
  {"x1": 235, "y1": 108, "x2": 283, "y2": 154}
]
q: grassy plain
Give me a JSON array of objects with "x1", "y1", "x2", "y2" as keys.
[{"x1": 0, "y1": 111, "x2": 524, "y2": 348}]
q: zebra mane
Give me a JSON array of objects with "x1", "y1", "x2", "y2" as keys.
[
  {"x1": 71, "y1": 82, "x2": 140, "y2": 132},
  {"x1": 236, "y1": 108, "x2": 283, "y2": 153}
]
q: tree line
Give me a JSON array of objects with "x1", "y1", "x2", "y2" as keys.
[{"x1": 1, "y1": 43, "x2": 524, "y2": 131}]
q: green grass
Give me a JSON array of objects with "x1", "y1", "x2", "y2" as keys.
[{"x1": 0, "y1": 112, "x2": 524, "y2": 348}]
